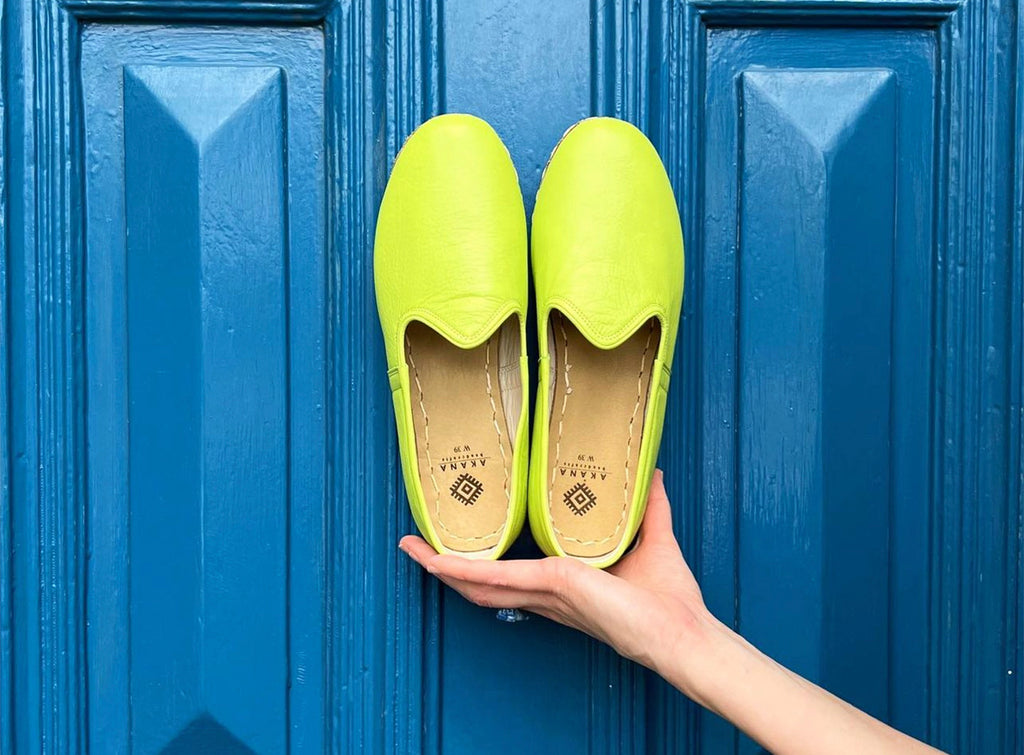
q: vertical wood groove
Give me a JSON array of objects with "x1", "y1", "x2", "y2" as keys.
[
  {"x1": 1012, "y1": 1, "x2": 1024, "y2": 750},
  {"x1": 648, "y1": 1, "x2": 705, "y2": 750},
  {"x1": 34, "y1": 2, "x2": 84, "y2": 751},
  {"x1": 592, "y1": 0, "x2": 651, "y2": 128},
  {"x1": 384, "y1": 3, "x2": 444, "y2": 754},
  {"x1": 0, "y1": 0, "x2": 11, "y2": 749},
  {"x1": 588, "y1": 4, "x2": 654, "y2": 752},
  {"x1": 326, "y1": 0, "x2": 442, "y2": 752},
  {"x1": 325, "y1": 2, "x2": 381, "y2": 752},
  {"x1": 932, "y1": 1, "x2": 1021, "y2": 751},
  {"x1": 5, "y1": 0, "x2": 88, "y2": 750}
]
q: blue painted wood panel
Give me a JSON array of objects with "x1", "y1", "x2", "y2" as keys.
[
  {"x1": 81, "y1": 26, "x2": 325, "y2": 754},
  {"x1": 0, "y1": 1, "x2": 1020, "y2": 754},
  {"x1": 739, "y1": 68, "x2": 895, "y2": 698},
  {"x1": 700, "y1": 28, "x2": 938, "y2": 752}
]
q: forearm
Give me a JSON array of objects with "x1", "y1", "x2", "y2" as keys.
[{"x1": 655, "y1": 612, "x2": 946, "y2": 755}]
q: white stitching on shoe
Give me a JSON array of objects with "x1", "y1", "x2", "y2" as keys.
[
  {"x1": 549, "y1": 316, "x2": 572, "y2": 508},
  {"x1": 623, "y1": 322, "x2": 656, "y2": 510},
  {"x1": 485, "y1": 338, "x2": 511, "y2": 499},
  {"x1": 406, "y1": 333, "x2": 441, "y2": 507}
]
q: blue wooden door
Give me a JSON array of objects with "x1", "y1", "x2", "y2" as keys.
[{"x1": 1, "y1": 1, "x2": 1020, "y2": 754}]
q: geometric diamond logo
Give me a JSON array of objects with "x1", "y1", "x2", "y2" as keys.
[
  {"x1": 563, "y1": 482, "x2": 598, "y2": 516},
  {"x1": 450, "y1": 473, "x2": 484, "y2": 506}
]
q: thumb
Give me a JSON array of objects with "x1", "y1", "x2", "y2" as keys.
[{"x1": 638, "y1": 469, "x2": 677, "y2": 546}]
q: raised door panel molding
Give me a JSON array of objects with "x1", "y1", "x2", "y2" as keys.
[
  {"x1": 736, "y1": 67, "x2": 896, "y2": 705},
  {"x1": 81, "y1": 27, "x2": 325, "y2": 753},
  {"x1": 699, "y1": 27, "x2": 938, "y2": 753},
  {"x1": 672, "y1": 3, "x2": 1022, "y2": 754},
  {"x1": 125, "y1": 65, "x2": 287, "y2": 754}
]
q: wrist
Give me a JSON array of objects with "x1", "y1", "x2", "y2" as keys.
[{"x1": 653, "y1": 605, "x2": 743, "y2": 712}]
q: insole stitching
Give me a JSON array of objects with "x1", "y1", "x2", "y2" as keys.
[
  {"x1": 484, "y1": 339, "x2": 512, "y2": 497},
  {"x1": 406, "y1": 334, "x2": 441, "y2": 507},
  {"x1": 406, "y1": 333, "x2": 511, "y2": 545},
  {"x1": 623, "y1": 321, "x2": 656, "y2": 509},
  {"x1": 550, "y1": 318, "x2": 656, "y2": 547},
  {"x1": 548, "y1": 316, "x2": 572, "y2": 507}
]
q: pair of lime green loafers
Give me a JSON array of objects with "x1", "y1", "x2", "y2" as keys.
[{"x1": 374, "y1": 114, "x2": 684, "y2": 569}]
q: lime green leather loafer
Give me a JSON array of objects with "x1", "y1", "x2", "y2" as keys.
[
  {"x1": 528, "y1": 117, "x2": 684, "y2": 568},
  {"x1": 375, "y1": 114, "x2": 529, "y2": 559}
]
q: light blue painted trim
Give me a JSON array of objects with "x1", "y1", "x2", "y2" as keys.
[
  {"x1": 692, "y1": 0, "x2": 959, "y2": 25},
  {"x1": 62, "y1": 0, "x2": 333, "y2": 22}
]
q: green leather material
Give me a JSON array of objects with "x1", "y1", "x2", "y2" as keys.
[
  {"x1": 375, "y1": 114, "x2": 529, "y2": 558},
  {"x1": 528, "y1": 117, "x2": 684, "y2": 568}
]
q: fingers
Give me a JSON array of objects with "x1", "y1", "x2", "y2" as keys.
[
  {"x1": 638, "y1": 469, "x2": 677, "y2": 545},
  {"x1": 427, "y1": 554, "x2": 564, "y2": 594},
  {"x1": 397, "y1": 537, "x2": 650, "y2": 649},
  {"x1": 399, "y1": 535, "x2": 436, "y2": 561},
  {"x1": 402, "y1": 538, "x2": 578, "y2": 596},
  {"x1": 432, "y1": 572, "x2": 542, "y2": 611},
  {"x1": 400, "y1": 539, "x2": 540, "y2": 608},
  {"x1": 399, "y1": 537, "x2": 587, "y2": 613},
  {"x1": 427, "y1": 570, "x2": 591, "y2": 635}
]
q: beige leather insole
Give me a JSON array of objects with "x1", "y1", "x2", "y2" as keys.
[
  {"x1": 405, "y1": 320, "x2": 517, "y2": 554},
  {"x1": 547, "y1": 313, "x2": 659, "y2": 559}
]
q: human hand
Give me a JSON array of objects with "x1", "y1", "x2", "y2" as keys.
[
  {"x1": 400, "y1": 469, "x2": 709, "y2": 672},
  {"x1": 402, "y1": 471, "x2": 949, "y2": 755}
]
